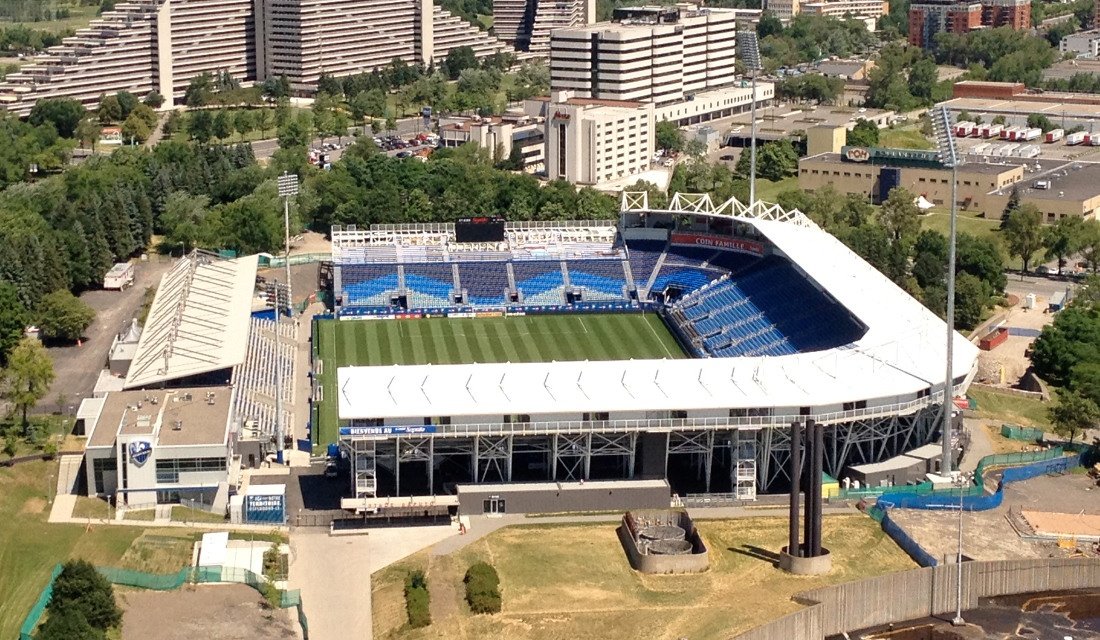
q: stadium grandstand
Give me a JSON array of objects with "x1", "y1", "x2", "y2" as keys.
[
  {"x1": 320, "y1": 193, "x2": 979, "y2": 511},
  {"x1": 77, "y1": 251, "x2": 301, "y2": 509}
]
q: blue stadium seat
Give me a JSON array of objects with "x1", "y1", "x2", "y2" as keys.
[
  {"x1": 458, "y1": 262, "x2": 511, "y2": 306},
  {"x1": 343, "y1": 265, "x2": 400, "y2": 307},
  {"x1": 404, "y1": 263, "x2": 455, "y2": 309},
  {"x1": 567, "y1": 260, "x2": 628, "y2": 301},
  {"x1": 514, "y1": 261, "x2": 566, "y2": 305}
]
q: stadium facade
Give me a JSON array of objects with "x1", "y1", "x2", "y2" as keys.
[{"x1": 323, "y1": 193, "x2": 979, "y2": 511}]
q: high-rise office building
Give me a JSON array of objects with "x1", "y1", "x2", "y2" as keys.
[
  {"x1": 494, "y1": 0, "x2": 595, "y2": 53},
  {"x1": 549, "y1": 5, "x2": 739, "y2": 106},
  {"x1": 1, "y1": 0, "x2": 504, "y2": 115}
]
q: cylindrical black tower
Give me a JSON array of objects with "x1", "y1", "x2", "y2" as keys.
[
  {"x1": 788, "y1": 421, "x2": 802, "y2": 558},
  {"x1": 811, "y1": 419, "x2": 825, "y2": 556}
]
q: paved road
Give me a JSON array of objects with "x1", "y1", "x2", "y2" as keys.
[
  {"x1": 251, "y1": 116, "x2": 433, "y2": 161},
  {"x1": 39, "y1": 257, "x2": 174, "y2": 412}
]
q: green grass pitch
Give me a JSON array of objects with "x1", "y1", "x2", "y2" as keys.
[{"x1": 312, "y1": 314, "x2": 684, "y2": 445}]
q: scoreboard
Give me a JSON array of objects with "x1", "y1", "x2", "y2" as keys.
[{"x1": 455, "y1": 216, "x2": 505, "y2": 243}]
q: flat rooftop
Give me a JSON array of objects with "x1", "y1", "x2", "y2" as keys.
[
  {"x1": 1005, "y1": 160, "x2": 1100, "y2": 202},
  {"x1": 87, "y1": 386, "x2": 234, "y2": 449},
  {"x1": 802, "y1": 152, "x2": 1017, "y2": 175},
  {"x1": 942, "y1": 97, "x2": 1100, "y2": 120}
]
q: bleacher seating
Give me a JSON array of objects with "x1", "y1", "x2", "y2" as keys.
[
  {"x1": 513, "y1": 261, "x2": 566, "y2": 305},
  {"x1": 566, "y1": 260, "x2": 628, "y2": 301},
  {"x1": 232, "y1": 318, "x2": 297, "y2": 441},
  {"x1": 649, "y1": 266, "x2": 723, "y2": 294},
  {"x1": 404, "y1": 263, "x2": 455, "y2": 309},
  {"x1": 625, "y1": 240, "x2": 666, "y2": 288},
  {"x1": 457, "y1": 262, "x2": 510, "y2": 306},
  {"x1": 342, "y1": 264, "x2": 400, "y2": 306}
]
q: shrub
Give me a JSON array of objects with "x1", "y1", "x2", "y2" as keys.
[
  {"x1": 464, "y1": 561, "x2": 502, "y2": 615},
  {"x1": 404, "y1": 570, "x2": 431, "y2": 628},
  {"x1": 47, "y1": 560, "x2": 121, "y2": 631}
]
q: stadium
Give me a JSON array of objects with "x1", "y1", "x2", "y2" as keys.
[{"x1": 315, "y1": 192, "x2": 979, "y2": 511}]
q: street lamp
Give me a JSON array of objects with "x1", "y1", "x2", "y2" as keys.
[
  {"x1": 932, "y1": 106, "x2": 963, "y2": 477},
  {"x1": 277, "y1": 172, "x2": 300, "y2": 318},
  {"x1": 737, "y1": 31, "x2": 762, "y2": 206}
]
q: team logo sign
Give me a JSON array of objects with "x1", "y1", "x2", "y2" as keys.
[
  {"x1": 846, "y1": 147, "x2": 870, "y2": 162},
  {"x1": 128, "y1": 440, "x2": 153, "y2": 467}
]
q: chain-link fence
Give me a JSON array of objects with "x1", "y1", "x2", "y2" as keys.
[{"x1": 1000, "y1": 424, "x2": 1046, "y2": 442}]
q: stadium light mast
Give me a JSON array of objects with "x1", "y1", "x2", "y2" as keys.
[
  {"x1": 737, "y1": 31, "x2": 762, "y2": 207},
  {"x1": 933, "y1": 106, "x2": 962, "y2": 478},
  {"x1": 278, "y1": 172, "x2": 300, "y2": 317}
]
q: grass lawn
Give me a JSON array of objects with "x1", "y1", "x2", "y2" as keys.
[
  {"x1": 171, "y1": 506, "x2": 227, "y2": 524},
  {"x1": 0, "y1": 461, "x2": 205, "y2": 639},
  {"x1": 313, "y1": 313, "x2": 683, "y2": 444},
  {"x1": 72, "y1": 496, "x2": 111, "y2": 519},
  {"x1": 754, "y1": 176, "x2": 798, "y2": 204},
  {"x1": 879, "y1": 127, "x2": 935, "y2": 150},
  {"x1": 919, "y1": 209, "x2": 1002, "y2": 242},
  {"x1": 969, "y1": 386, "x2": 1054, "y2": 431},
  {"x1": 476, "y1": 13, "x2": 493, "y2": 29},
  {"x1": 372, "y1": 515, "x2": 915, "y2": 640}
]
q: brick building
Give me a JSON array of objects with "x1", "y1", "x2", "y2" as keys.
[{"x1": 908, "y1": 0, "x2": 1030, "y2": 48}]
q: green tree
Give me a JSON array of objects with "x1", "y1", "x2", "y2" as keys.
[
  {"x1": 37, "y1": 289, "x2": 96, "y2": 342},
  {"x1": 1003, "y1": 204, "x2": 1044, "y2": 273},
  {"x1": 1043, "y1": 215, "x2": 1086, "y2": 275},
  {"x1": 130, "y1": 104, "x2": 157, "y2": 129},
  {"x1": 211, "y1": 110, "x2": 232, "y2": 142},
  {"x1": 2, "y1": 337, "x2": 54, "y2": 432},
  {"x1": 442, "y1": 45, "x2": 478, "y2": 80},
  {"x1": 142, "y1": 90, "x2": 164, "y2": 108},
  {"x1": 1000, "y1": 183, "x2": 1021, "y2": 229},
  {"x1": 991, "y1": 114, "x2": 1006, "y2": 126},
  {"x1": 120, "y1": 112, "x2": 151, "y2": 144},
  {"x1": 159, "y1": 191, "x2": 209, "y2": 253},
  {"x1": 184, "y1": 73, "x2": 213, "y2": 106},
  {"x1": 878, "y1": 186, "x2": 921, "y2": 244},
  {"x1": 0, "y1": 281, "x2": 28, "y2": 365},
  {"x1": 96, "y1": 95, "x2": 121, "y2": 124},
  {"x1": 75, "y1": 117, "x2": 100, "y2": 153},
  {"x1": 47, "y1": 559, "x2": 121, "y2": 631},
  {"x1": 846, "y1": 118, "x2": 879, "y2": 148},
  {"x1": 1027, "y1": 113, "x2": 1056, "y2": 132},
  {"x1": 316, "y1": 73, "x2": 343, "y2": 97},
  {"x1": 29, "y1": 98, "x2": 86, "y2": 138},
  {"x1": 1081, "y1": 220, "x2": 1100, "y2": 273},
  {"x1": 953, "y1": 272, "x2": 988, "y2": 329},
  {"x1": 908, "y1": 58, "x2": 939, "y2": 102},
  {"x1": 35, "y1": 608, "x2": 104, "y2": 640},
  {"x1": 187, "y1": 109, "x2": 213, "y2": 143},
  {"x1": 330, "y1": 110, "x2": 350, "y2": 144},
  {"x1": 233, "y1": 109, "x2": 255, "y2": 140},
  {"x1": 255, "y1": 108, "x2": 274, "y2": 138},
  {"x1": 655, "y1": 120, "x2": 684, "y2": 152},
  {"x1": 756, "y1": 11, "x2": 784, "y2": 38},
  {"x1": 114, "y1": 91, "x2": 137, "y2": 119},
  {"x1": 1049, "y1": 390, "x2": 1100, "y2": 446}
]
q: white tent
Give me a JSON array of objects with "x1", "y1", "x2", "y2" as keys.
[{"x1": 915, "y1": 195, "x2": 935, "y2": 211}]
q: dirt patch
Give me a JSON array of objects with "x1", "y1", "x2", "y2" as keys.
[
  {"x1": 119, "y1": 584, "x2": 297, "y2": 640},
  {"x1": 1023, "y1": 511, "x2": 1100, "y2": 537},
  {"x1": 21, "y1": 497, "x2": 46, "y2": 514}
]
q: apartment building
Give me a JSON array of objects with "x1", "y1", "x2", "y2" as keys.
[
  {"x1": 440, "y1": 113, "x2": 546, "y2": 171},
  {"x1": 529, "y1": 91, "x2": 654, "y2": 185},
  {"x1": 549, "y1": 5, "x2": 739, "y2": 106},
  {"x1": 494, "y1": 0, "x2": 595, "y2": 53},
  {"x1": 799, "y1": 0, "x2": 889, "y2": 28},
  {"x1": 908, "y1": 0, "x2": 1030, "y2": 48},
  {"x1": 1, "y1": 0, "x2": 505, "y2": 115},
  {"x1": 1060, "y1": 29, "x2": 1100, "y2": 57},
  {"x1": 766, "y1": 0, "x2": 800, "y2": 21}
]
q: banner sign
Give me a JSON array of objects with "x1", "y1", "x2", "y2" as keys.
[
  {"x1": 670, "y1": 233, "x2": 765, "y2": 256},
  {"x1": 245, "y1": 494, "x2": 284, "y2": 512},
  {"x1": 340, "y1": 425, "x2": 438, "y2": 437}
]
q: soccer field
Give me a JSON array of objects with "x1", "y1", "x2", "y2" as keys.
[{"x1": 312, "y1": 313, "x2": 684, "y2": 445}]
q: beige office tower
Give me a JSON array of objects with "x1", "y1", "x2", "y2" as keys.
[
  {"x1": 550, "y1": 6, "x2": 738, "y2": 105},
  {"x1": 495, "y1": 0, "x2": 595, "y2": 53},
  {"x1": 766, "y1": 0, "x2": 801, "y2": 20},
  {"x1": 161, "y1": 0, "x2": 255, "y2": 105}
]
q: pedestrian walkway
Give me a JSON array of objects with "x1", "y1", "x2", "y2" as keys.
[{"x1": 961, "y1": 417, "x2": 993, "y2": 473}]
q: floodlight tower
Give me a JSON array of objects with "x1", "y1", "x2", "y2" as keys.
[
  {"x1": 737, "y1": 31, "x2": 762, "y2": 206},
  {"x1": 932, "y1": 106, "x2": 962, "y2": 477},
  {"x1": 277, "y1": 172, "x2": 300, "y2": 317}
]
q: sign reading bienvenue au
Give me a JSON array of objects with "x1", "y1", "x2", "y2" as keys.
[
  {"x1": 670, "y1": 233, "x2": 765, "y2": 256},
  {"x1": 339, "y1": 425, "x2": 439, "y2": 437}
]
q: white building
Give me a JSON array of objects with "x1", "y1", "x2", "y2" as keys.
[
  {"x1": 529, "y1": 91, "x2": 655, "y2": 185},
  {"x1": 440, "y1": 113, "x2": 546, "y2": 171},
  {"x1": 1060, "y1": 29, "x2": 1100, "y2": 58},
  {"x1": 2, "y1": 0, "x2": 505, "y2": 114},
  {"x1": 83, "y1": 386, "x2": 237, "y2": 509},
  {"x1": 494, "y1": 0, "x2": 595, "y2": 53},
  {"x1": 765, "y1": 0, "x2": 888, "y2": 27},
  {"x1": 549, "y1": 5, "x2": 740, "y2": 105}
]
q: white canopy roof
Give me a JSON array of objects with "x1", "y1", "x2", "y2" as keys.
[
  {"x1": 125, "y1": 253, "x2": 258, "y2": 389},
  {"x1": 338, "y1": 210, "x2": 978, "y2": 421}
]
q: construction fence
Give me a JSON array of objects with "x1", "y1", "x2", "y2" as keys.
[
  {"x1": 20, "y1": 565, "x2": 308, "y2": 640},
  {"x1": 732, "y1": 558, "x2": 1100, "y2": 640},
  {"x1": 1000, "y1": 424, "x2": 1046, "y2": 442}
]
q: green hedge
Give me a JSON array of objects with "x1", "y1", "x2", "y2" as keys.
[
  {"x1": 403, "y1": 570, "x2": 431, "y2": 628},
  {"x1": 464, "y1": 562, "x2": 501, "y2": 615}
]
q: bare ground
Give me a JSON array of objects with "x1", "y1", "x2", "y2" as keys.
[{"x1": 118, "y1": 584, "x2": 298, "y2": 640}]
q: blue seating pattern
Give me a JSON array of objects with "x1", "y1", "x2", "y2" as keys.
[
  {"x1": 342, "y1": 264, "x2": 400, "y2": 307},
  {"x1": 567, "y1": 260, "x2": 627, "y2": 301},
  {"x1": 650, "y1": 266, "x2": 723, "y2": 293},
  {"x1": 513, "y1": 261, "x2": 566, "y2": 305},
  {"x1": 404, "y1": 263, "x2": 455, "y2": 309},
  {"x1": 625, "y1": 240, "x2": 665, "y2": 288},
  {"x1": 458, "y1": 262, "x2": 510, "y2": 306},
  {"x1": 672, "y1": 258, "x2": 864, "y2": 357}
]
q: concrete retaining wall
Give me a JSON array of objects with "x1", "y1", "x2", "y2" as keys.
[
  {"x1": 618, "y1": 510, "x2": 709, "y2": 574},
  {"x1": 732, "y1": 558, "x2": 1100, "y2": 640}
]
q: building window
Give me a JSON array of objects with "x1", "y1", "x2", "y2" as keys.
[
  {"x1": 92, "y1": 457, "x2": 115, "y2": 494},
  {"x1": 557, "y1": 123, "x2": 567, "y2": 177},
  {"x1": 155, "y1": 457, "x2": 227, "y2": 484}
]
